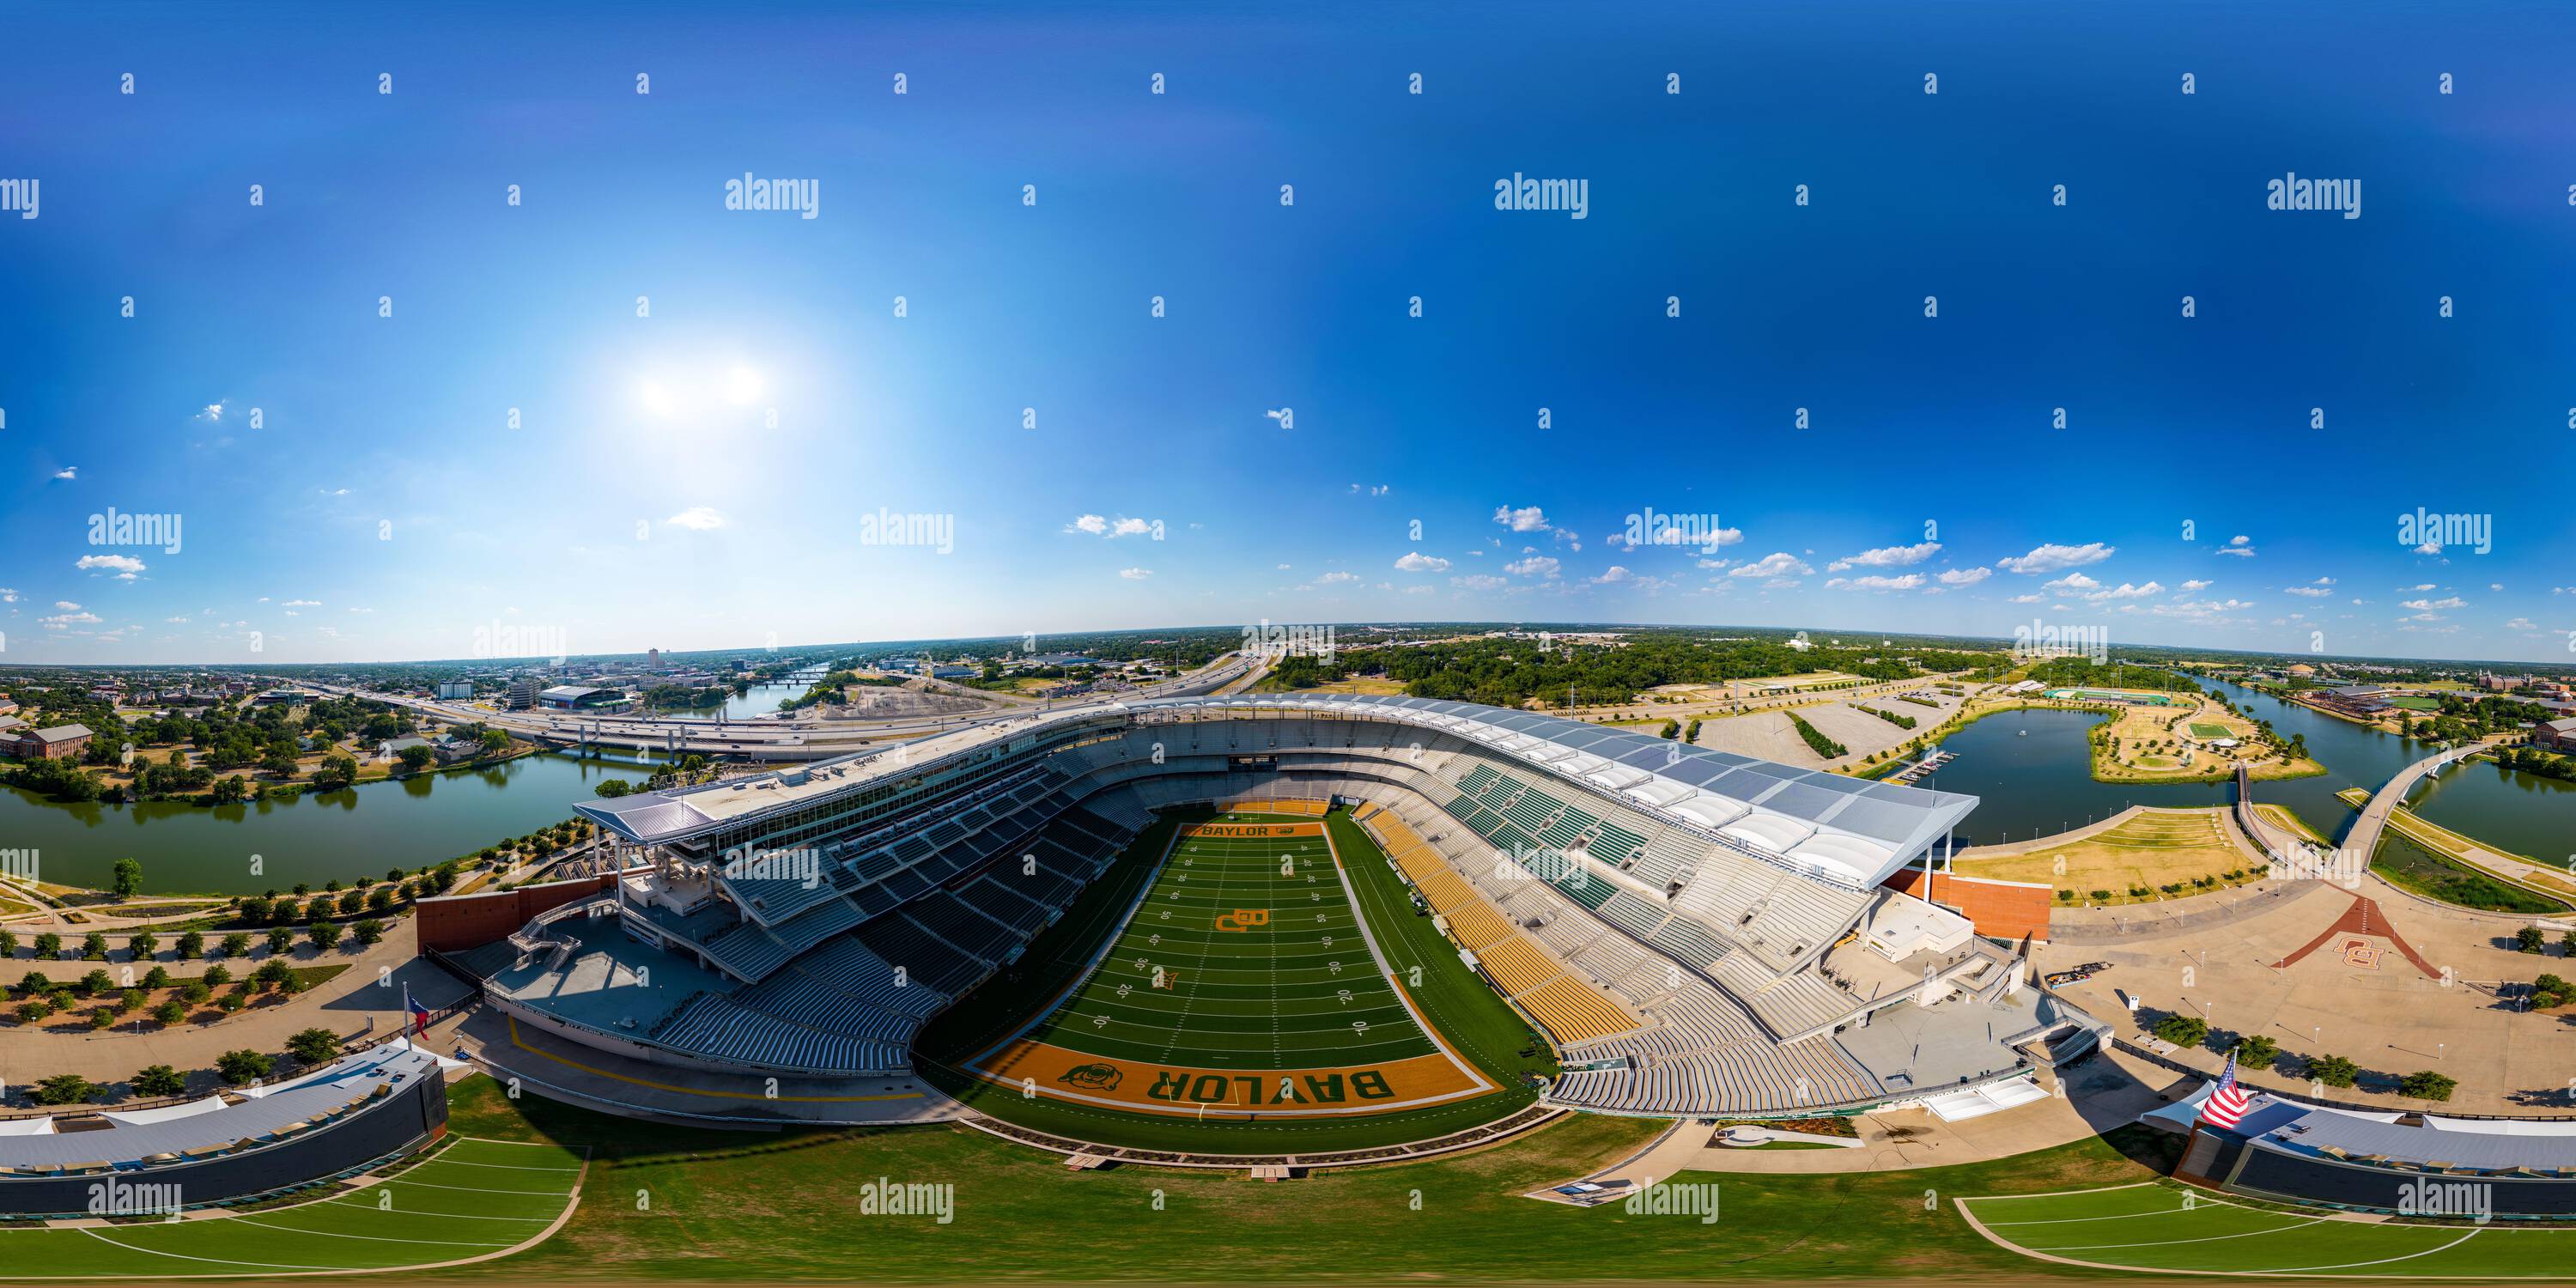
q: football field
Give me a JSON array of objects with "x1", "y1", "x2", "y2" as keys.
[
  {"x1": 969, "y1": 813, "x2": 1495, "y2": 1116},
  {"x1": 0, "y1": 1135, "x2": 585, "y2": 1279},
  {"x1": 1958, "y1": 1182, "x2": 2576, "y2": 1278}
]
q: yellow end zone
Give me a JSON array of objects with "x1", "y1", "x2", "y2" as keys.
[
  {"x1": 969, "y1": 1037, "x2": 1492, "y2": 1118},
  {"x1": 1184, "y1": 820, "x2": 1326, "y2": 840}
]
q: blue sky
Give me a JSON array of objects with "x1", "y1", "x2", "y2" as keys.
[{"x1": 3, "y1": 0, "x2": 2573, "y2": 665}]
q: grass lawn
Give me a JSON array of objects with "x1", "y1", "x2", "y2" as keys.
[
  {"x1": 1954, "y1": 808, "x2": 2258, "y2": 902},
  {"x1": 421, "y1": 1072, "x2": 2194, "y2": 1284},
  {"x1": 1959, "y1": 1180, "x2": 2576, "y2": 1277}
]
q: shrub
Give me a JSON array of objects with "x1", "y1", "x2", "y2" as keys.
[
  {"x1": 2056, "y1": 890, "x2": 2075, "y2": 902},
  {"x1": 253, "y1": 958, "x2": 293, "y2": 988},
  {"x1": 88, "y1": 1008, "x2": 115, "y2": 1030},
  {"x1": 19, "y1": 998, "x2": 54, "y2": 1023},
  {"x1": 151, "y1": 999, "x2": 186, "y2": 1027},
  {"x1": 353, "y1": 918, "x2": 386, "y2": 946},
  {"x1": 116, "y1": 987, "x2": 145, "y2": 1013},
  {"x1": 176, "y1": 930, "x2": 205, "y2": 960},
  {"x1": 2518, "y1": 927, "x2": 2546, "y2": 954},
  {"x1": 221, "y1": 932, "x2": 252, "y2": 958},
  {"x1": 183, "y1": 980, "x2": 213, "y2": 1004},
  {"x1": 126, "y1": 932, "x2": 158, "y2": 960},
  {"x1": 307, "y1": 920, "x2": 343, "y2": 951},
  {"x1": 217, "y1": 990, "x2": 247, "y2": 1013},
  {"x1": 368, "y1": 887, "x2": 398, "y2": 912},
  {"x1": 81, "y1": 932, "x2": 109, "y2": 961},
  {"x1": 2237, "y1": 1036, "x2": 2280, "y2": 1071},
  {"x1": 266, "y1": 926, "x2": 296, "y2": 955},
  {"x1": 142, "y1": 965, "x2": 172, "y2": 990},
  {"x1": 33, "y1": 933, "x2": 61, "y2": 959},
  {"x1": 76, "y1": 969, "x2": 112, "y2": 997},
  {"x1": 2306, "y1": 1054, "x2": 2360, "y2": 1089}
]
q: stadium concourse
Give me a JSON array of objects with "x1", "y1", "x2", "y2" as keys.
[{"x1": 434, "y1": 693, "x2": 2105, "y2": 1140}]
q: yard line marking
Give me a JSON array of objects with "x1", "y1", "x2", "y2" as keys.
[
  {"x1": 75, "y1": 1227, "x2": 347, "y2": 1272},
  {"x1": 2038, "y1": 1216, "x2": 2331, "y2": 1252},
  {"x1": 216, "y1": 1216, "x2": 513, "y2": 1248}
]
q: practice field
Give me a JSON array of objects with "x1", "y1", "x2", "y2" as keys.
[
  {"x1": 968, "y1": 816, "x2": 1494, "y2": 1117},
  {"x1": 1958, "y1": 1182, "x2": 2576, "y2": 1278},
  {"x1": 0, "y1": 1134, "x2": 585, "y2": 1279},
  {"x1": 2189, "y1": 721, "x2": 2233, "y2": 738}
]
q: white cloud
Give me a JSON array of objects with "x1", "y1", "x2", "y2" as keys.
[
  {"x1": 2412, "y1": 542, "x2": 2442, "y2": 556},
  {"x1": 76, "y1": 554, "x2": 146, "y2": 574},
  {"x1": 2408, "y1": 583, "x2": 2436, "y2": 591},
  {"x1": 1492, "y1": 504, "x2": 1552, "y2": 533},
  {"x1": 2489, "y1": 583, "x2": 2503, "y2": 592},
  {"x1": 1067, "y1": 514, "x2": 1109, "y2": 535},
  {"x1": 1349, "y1": 483, "x2": 1389, "y2": 497},
  {"x1": 1313, "y1": 571, "x2": 1358, "y2": 585},
  {"x1": 2400, "y1": 597, "x2": 2464, "y2": 611},
  {"x1": 1118, "y1": 568, "x2": 1152, "y2": 580},
  {"x1": 52, "y1": 466, "x2": 76, "y2": 481},
  {"x1": 2215, "y1": 536, "x2": 2256, "y2": 557},
  {"x1": 2179, "y1": 579, "x2": 2212, "y2": 592},
  {"x1": 1276, "y1": 563, "x2": 1291, "y2": 571},
  {"x1": 1997, "y1": 542, "x2": 2115, "y2": 574},
  {"x1": 2506, "y1": 617, "x2": 2537, "y2": 630},
  {"x1": 666, "y1": 506, "x2": 726, "y2": 532},
  {"x1": 1452, "y1": 574, "x2": 1506, "y2": 592},
  {"x1": 164, "y1": 615, "x2": 191, "y2": 624},
  {"x1": 2044, "y1": 573, "x2": 2099, "y2": 593},
  {"x1": 2282, "y1": 585, "x2": 2333, "y2": 598},
  {"x1": 1729, "y1": 552, "x2": 1814, "y2": 579},
  {"x1": 283, "y1": 598, "x2": 321, "y2": 608},
  {"x1": 1937, "y1": 567, "x2": 1991, "y2": 586},
  {"x1": 1503, "y1": 556, "x2": 1561, "y2": 579},
  {"x1": 1594, "y1": 566, "x2": 1635, "y2": 584},
  {"x1": 41, "y1": 611, "x2": 100, "y2": 628},
  {"x1": 2008, "y1": 592, "x2": 2044, "y2": 604},
  {"x1": 1394, "y1": 552, "x2": 1450, "y2": 573},
  {"x1": 0, "y1": 588, "x2": 15, "y2": 604},
  {"x1": 1828, "y1": 541, "x2": 1940, "y2": 573},
  {"x1": 1696, "y1": 557, "x2": 1731, "y2": 570},
  {"x1": 1826, "y1": 574, "x2": 1926, "y2": 592},
  {"x1": 2087, "y1": 580, "x2": 2164, "y2": 601},
  {"x1": 55, "y1": 600, "x2": 81, "y2": 611}
]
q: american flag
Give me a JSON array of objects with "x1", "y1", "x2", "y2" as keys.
[{"x1": 2198, "y1": 1051, "x2": 2254, "y2": 1129}]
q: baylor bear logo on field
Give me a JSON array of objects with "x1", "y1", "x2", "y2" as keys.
[{"x1": 1060, "y1": 1062, "x2": 1123, "y2": 1091}]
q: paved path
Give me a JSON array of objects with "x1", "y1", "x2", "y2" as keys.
[{"x1": 0, "y1": 923, "x2": 476, "y2": 1097}]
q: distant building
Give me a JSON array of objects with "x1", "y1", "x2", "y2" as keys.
[
  {"x1": 2534, "y1": 718, "x2": 2576, "y2": 753},
  {"x1": 0, "y1": 698, "x2": 15, "y2": 717},
  {"x1": 1022, "y1": 653, "x2": 1102, "y2": 668},
  {"x1": 506, "y1": 677, "x2": 543, "y2": 709},
  {"x1": 2480, "y1": 671, "x2": 2530, "y2": 692},
  {"x1": 539, "y1": 685, "x2": 626, "y2": 710},
  {"x1": 252, "y1": 689, "x2": 312, "y2": 706},
  {"x1": 930, "y1": 665, "x2": 976, "y2": 680},
  {"x1": 14, "y1": 724, "x2": 94, "y2": 761},
  {"x1": 647, "y1": 647, "x2": 663, "y2": 669},
  {"x1": 2284, "y1": 663, "x2": 2318, "y2": 678},
  {"x1": 2305, "y1": 684, "x2": 2393, "y2": 720}
]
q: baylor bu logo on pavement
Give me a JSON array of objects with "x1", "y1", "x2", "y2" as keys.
[{"x1": 1214, "y1": 908, "x2": 1270, "y2": 932}]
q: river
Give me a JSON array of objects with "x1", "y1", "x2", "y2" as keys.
[
  {"x1": 1915, "y1": 676, "x2": 2566, "y2": 862},
  {"x1": 0, "y1": 749, "x2": 668, "y2": 898}
]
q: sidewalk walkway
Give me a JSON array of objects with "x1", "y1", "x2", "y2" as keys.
[{"x1": 0, "y1": 923, "x2": 475, "y2": 1097}]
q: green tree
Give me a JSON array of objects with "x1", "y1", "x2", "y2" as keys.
[
  {"x1": 238, "y1": 896, "x2": 272, "y2": 927},
  {"x1": 175, "y1": 930, "x2": 204, "y2": 960},
  {"x1": 353, "y1": 918, "x2": 387, "y2": 946},
  {"x1": 220, "y1": 932, "x2": 252, "y2": 959},
  {"x1": 214, "y1": 1049, "x2": 274, "y2": 1085},
  {"x1": 2307, "y1": 1054, "x2": 2361, "y2": 1089},
  {"x1": 141, "y1": 965, "x2": 171, "y2": 990},
  {"x1": 593, "y1": 778, "x2": 635, "y2": 799},
  {"x1": 151, "y1": 999, "x2": 186, "y2": 1027},
  {"x1": 81, "y1": 932, "x2": 109, "y2": 961},
  {"x1": 287, "y1": 1027, "x2": 342, "y2": 1065},
  {"x1": 265, "y1": 926, "x2": 296, "y2": 956},
  {"x1": 2399, "y1": 1070, "x2": 2457, "y2": 1102},
  {"x1": 76, "y1": 969, "x2": 112, "y2": 997},
  {"x1": 2152, "y1": 1012, "x2": 2210, "y2": 1048},
  {"x1": 0, "y1": 930, "x2": 15, "y2": 959},
  {"x1": 2518, "y1": 926, "x2": 2546, "y2": 953},
  {"x1": 127, "y1": 932, "x2": 157, "y2": 961},
  {"x1": 33, "y1": 932, "x2": 61, "y2": 959},
  {"x1": 2237, "y1": 1036, "x2": 2280, "y2": 1071},
  {"x1": 29, "y1": 1073, "x2": 100, "y2": 1105},
  {"x1": 307, "y1": 920, "x2": 343, "y2": 951},
  {"x1": 110, "y1": 858, "x2": 143, "y2": 900},
  {"x1": 131, "y1": 1064, "x2": 186, "y2": 1097}
]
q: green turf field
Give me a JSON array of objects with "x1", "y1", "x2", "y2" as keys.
[
  {"x1": 1959, "y1": 1181, "x2": 2576, "y2": 1278},
  {"x1": 1013, "y1": 814, "x2": 1440, "y2": 1071},
  {"x1": 0, "y1": 1134, "x2": 584, "y2": 1279},
  {"x1": 2188, "y1": 721, "x2": 2233, "y2": 738}
]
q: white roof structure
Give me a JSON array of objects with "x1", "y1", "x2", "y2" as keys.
[{"x1": 584, "y1": 691, "x2": 1977, "y2": 890}]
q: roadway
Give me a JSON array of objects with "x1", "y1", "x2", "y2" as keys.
[
  {"x1": 306, "y1": 652, "x2": 1266, "y2": 761},
  {"x1": 2341, "y1": 734, "x2": 2514, "y2": 865}
]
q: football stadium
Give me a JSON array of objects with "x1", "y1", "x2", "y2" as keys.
[{"x1": 418, "y1": 693, "x2": 2108, "y2": 1154}]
